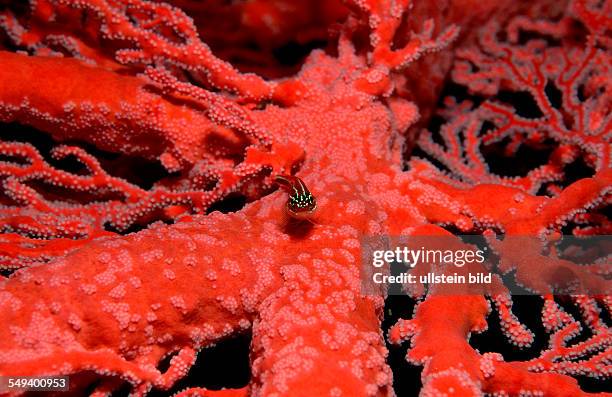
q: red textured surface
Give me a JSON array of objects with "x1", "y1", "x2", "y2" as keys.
[{"x1": 0, "y1": 0, "x2": 610, "y2": 396}]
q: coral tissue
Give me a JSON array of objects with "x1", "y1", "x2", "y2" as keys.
[{"x1": 0, "y1": 0, "x2": 609, "y2": 396}]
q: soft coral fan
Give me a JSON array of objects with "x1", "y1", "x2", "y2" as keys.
[
  {"x1": 0, "y1": 0, "x2": 457, "y2": 269},
  {"x1": 0, "y1": 0, "x2": 610, "y2": 396},
  {"x1": 391, "y1": 2, "x2": 611, "y2": 395},
  {"x1": 412, "y1": 0, "x2": 611, "y2": 235},
  {"x1": 0, "y1": 0, "x2": 310, "y2": 268},
  {"x1": 0, "y1": 0, "x2": 450, "y2": 395}
]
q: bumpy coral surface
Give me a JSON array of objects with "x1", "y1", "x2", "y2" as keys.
[{"x1": 0, "y1": 0, "x2": 610, "y2": 396}]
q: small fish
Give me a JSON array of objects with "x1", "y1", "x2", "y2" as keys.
[{"x1": 274, "y1": 174, "x2": 317, "y2": 221}]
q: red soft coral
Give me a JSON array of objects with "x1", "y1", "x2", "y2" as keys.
[{"x1": 0, "y1": 0, "x2": 609, "y2": 396}]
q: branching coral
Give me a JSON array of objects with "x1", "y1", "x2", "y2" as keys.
[
  {"x1": 392, "y1": 2, "x2": 611, "y2": 395},
  {"x1": 0, "y1": 0, "x2": 609, "y2": 396}
]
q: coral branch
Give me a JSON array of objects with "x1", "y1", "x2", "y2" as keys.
[
  {"x1": 0, "y1": 51, "x2": 213, "y2": 170},
  {"x1": 0, "y1": 0, "x2": 609, "y2": 396}
]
